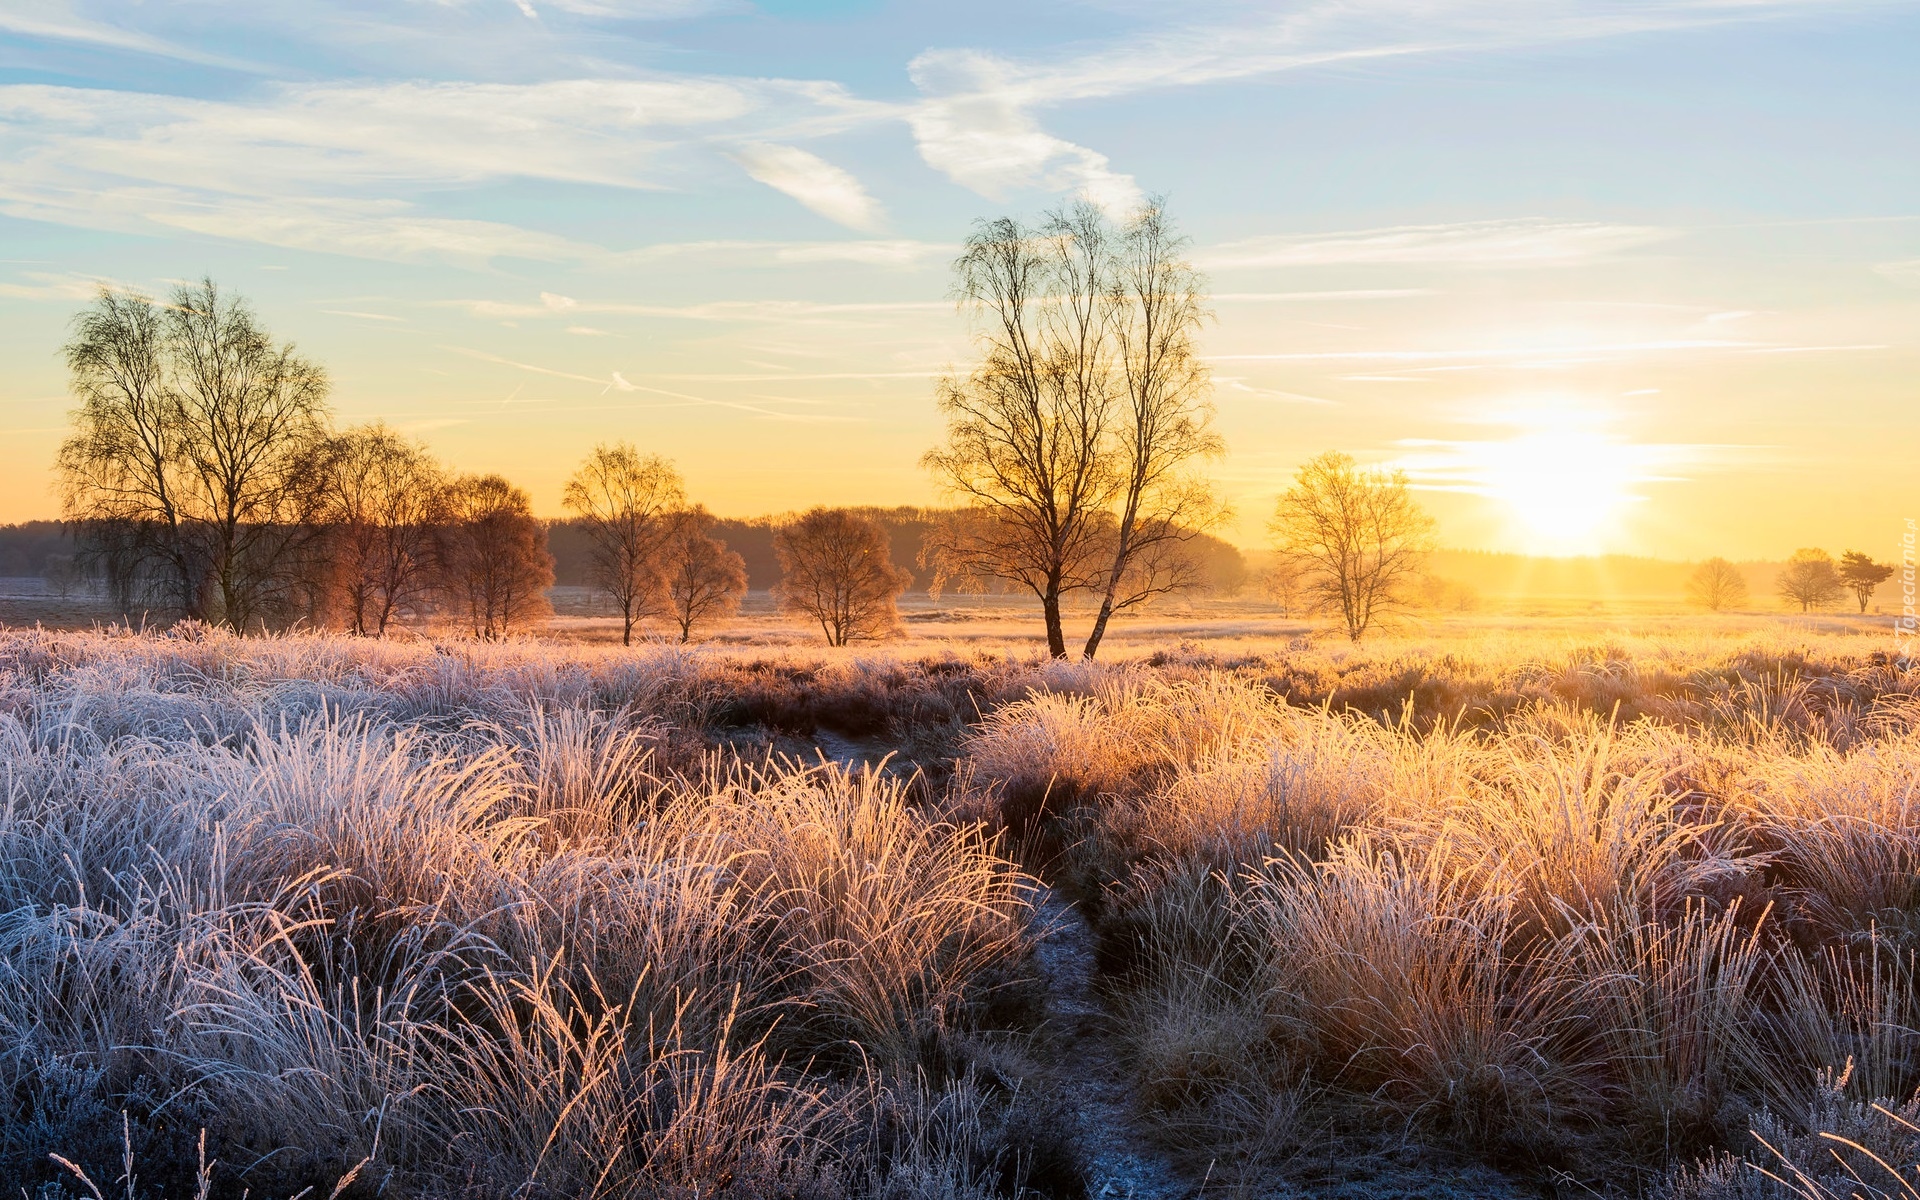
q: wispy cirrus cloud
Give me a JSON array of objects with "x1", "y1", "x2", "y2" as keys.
[
  {"x1": 443, "y1": 291, "x2": 948, "y2": 324},
  {"x1": 907, "y1": 49, "x2": 1143, "y2": 213},
  {"x1": 898, "y1": 0, "x2": 1881, "y2": 213},
  {"x1": 728, "y1": 143, "x2": 887, "y2": 232},
  {"x1": 1202, "y1": 220, "x2": 1675, "y2": 269}
]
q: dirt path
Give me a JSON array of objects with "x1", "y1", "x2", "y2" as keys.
[{"x1": 1032, "y1": 886, "x2": 1192, "y2": 1200}]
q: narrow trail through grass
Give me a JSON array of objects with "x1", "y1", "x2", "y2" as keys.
[{"x1": 1033, "y1": 886, "x2": 1191, "y2": 1200}]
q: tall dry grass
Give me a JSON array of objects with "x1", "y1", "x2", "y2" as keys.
[
  {"x1": 0, "y1": 628, "x2": 1057, "y2": 1198},
  {"x1": 6, "y1": 619, "x2": 1917, "y2": 1197},
  {"x1": 960, "y1": 637, "x2": 1920, "y2": 1191}
]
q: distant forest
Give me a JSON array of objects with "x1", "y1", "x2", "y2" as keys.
[{"x1": 1, "y1": 513, "x2": 1253, "y2": 597}]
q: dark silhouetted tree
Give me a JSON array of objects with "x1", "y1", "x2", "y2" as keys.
[
  {"x1": 57, "y1": 280, "x2": 332, "y2": 628},
  {"x1": 1685, "y1": 557, "x2": 1749, "y2": 612},
  {"x1": 1838, "y1": 550, "x2": 1894, "y2": 613},
  {"x1": 923, "y1": 199, "x2": 1223, "y2": 659},
  {"x1": 774, "y1": 508, "x2": 909, "y2": 647}
]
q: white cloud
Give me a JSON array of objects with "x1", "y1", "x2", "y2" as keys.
[
  {"x1": 0, "y1": 1, "x2": 262, "y2": 70},
  {"x1": 907, "y1": 49, "x2": 1142, "y2": 213},
  {"x1": 899, "y1": 0, "x2": 1868, "y2": 214},
  {"x1": 1203, "y1": 220, "x2": 1674, "y2": 269},
  {"x1": 1876, "y1": 259, "x2": 1920, "y2": 283},
  {"x1": 0, "y1": 270, "x2": 117, "y2": 301},
  {"x1": 623, "y1": 239, "x2": 950, "y2": 268},
  {"x1": 728, "y1": 143, "x2": 887, "y2": 232}
]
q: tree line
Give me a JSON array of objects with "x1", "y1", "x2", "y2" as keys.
[
  {"x1": 53, "y1": 279, "x2": 923, "y2": 644},
  {"x1": 54, "y1": 202, "x2": 1884, "y2": 657}
]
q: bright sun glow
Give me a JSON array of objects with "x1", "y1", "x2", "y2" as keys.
[
  {"x1": 1401, "y1": 400, "x2": 1673, "y2": 556},
  {"x1": 1476, "y1": 427, "x2": 1646, "y2": 554}
]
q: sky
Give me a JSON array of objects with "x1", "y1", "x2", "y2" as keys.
[{"x1": 1, "y1": 0, "x2": 1916, "y2": 560}]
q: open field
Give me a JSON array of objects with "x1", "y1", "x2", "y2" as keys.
[{"x1": 2, "y1": 617, "x2": 1917, "y2": 1198}]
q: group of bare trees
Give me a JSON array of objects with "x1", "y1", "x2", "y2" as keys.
[
  {"x1": 59, "y1": 280, "x2": 554, "y2": 637},
  {"x1": 92, "y1": 205, "x2": 1899, "y2": 655},
  {"x1": 1684, "y1": 549, "x2": 1895, "y2": 613},
  {"x1": 560, "y1": 443, "x2": 749, "y2": 644},
  {"x1": 54, "y1": 281, "x2": 912, "y2": 644}
]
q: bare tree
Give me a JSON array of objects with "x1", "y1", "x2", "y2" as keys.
[
  {"x1": 1838, "y1": 550, "x2": 1895, "y2": 613},
  {"x1": 661, "y1": 507, "x2": 747, "y2": 642},
  {"x1": 56, "y1": 280, "x2": 333, "y2": 629},
  {"x1": 56, "y1": 287, "x2": 190, "y2": 613},
  {"x1": 438, "y1": 475, "x2": 553, "y2": 640},
  {"x1": 562, "y1": 443, "x2": 685, "y2": 646},
  {"x1": 923, "y1": 199, "x2": 1223, "y2": 659},
  {"x1": 1775, "y1": 548, "x2": 1844, "y2": 613},
  {"x1": 1262, "y1": 556, "x2": 1306, "y2": 617},
  {"x1": 1685, "y1": 557, "x2": 1749, "y2": 612},
  {"x1": 321, "y1": 423, "x2": 447, "y2": 635},
  {"x1": 1081, "y1": 202, "x2": 1225, "y2": 657},
  {"x1": 774, "y1": 508, "x2": 909, "y2": 646},
  {"x1": 1269, "y1": 452, "x2": 1435, "y2": 642}
]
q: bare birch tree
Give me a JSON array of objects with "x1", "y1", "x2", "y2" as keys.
[
  {"x1": 1080, "y1": 202, "x2": 1224, "y2": 657},
  {"x1": 1269, "y1": 452, "x2": 1434, "y2": 642},
  {"x1": 923, "y1": 199, "x2": 1222, "y2": 659},
  {"x1": 562, "y1": 443, "x2": 684, "y2": 646}
]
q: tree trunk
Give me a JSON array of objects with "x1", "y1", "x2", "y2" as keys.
[
  {"x1": 1042, "y1": 586, "x2": 1067, "y2": 659},
  {"x1": 1082, "y1": 596, "x2": 1115, "y2": 660}
]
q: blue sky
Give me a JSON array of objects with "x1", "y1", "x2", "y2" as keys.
[{"x1": 2, "y1": 0, "x2": 1916, "y2": 558}]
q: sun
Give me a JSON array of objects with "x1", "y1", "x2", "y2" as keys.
[
  {"x1": 1443, "y1": 404, "x2": 1666, "y2": 556},
  {"x1": 1476, "y1": 429, "x2": 1642, "y2": 554}
]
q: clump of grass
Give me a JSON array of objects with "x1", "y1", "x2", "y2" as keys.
[
  {"x1": 964, "y1": 654, "x2": 1920, "y2": 1191},
  {"x1": 0, "y1": 629, "x2": 1057, "y2": 1198}
]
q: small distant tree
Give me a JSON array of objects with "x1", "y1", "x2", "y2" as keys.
[
  {"x1": 562, "y1": 443, "x2": 684, "y2": 646},
  {"x1": 1269, "y1": 451, "x2": 1435, "y2": 641},
  {"x1": 1262, "y1": 557, "x2": 1306, "y2": 617},
  {"x1": 662, "y1": 507, "x2": 747, "y2": 642},
  {"x1": 1838, "y1": 550, "x2": 1895, "y2": 613},
  {"x1": 41, "y1": 554, "x2": 82, "y2": 600},
  {"x1": 1416, "y1": 572, "x2": 1481, "y2": 613},
  {"x1": 322, "y1": 423, "x2": 447, "y2": 635},
  {"x1": 773, "y1": 508, "x2": 910, "y2": 647},
  {"x1": 1685, "y1": 557, "x2": 1749, "y2": 612},
  {"x1": 438, "y1": 474, "x2": 553, "y2": 640},
  {"x1": 1775, "y1": 548, "x2": 1844, "y2": 613}
]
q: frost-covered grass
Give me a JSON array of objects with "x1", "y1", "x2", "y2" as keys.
[
  {"x1": 963, "y1": 639, "x2": 1920, "y2": 1194},
  {"x1": 0, "y1": 628, "x2": 1061, "y2": 1198},
  {"x1": 3, "y1": 621, "x2": 1915, "y2": 1197}
]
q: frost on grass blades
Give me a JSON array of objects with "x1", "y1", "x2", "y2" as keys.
[{"x1": 1, "y1": 624, "x2": 1918, "y2": 1198}]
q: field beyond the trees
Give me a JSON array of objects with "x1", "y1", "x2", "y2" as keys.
[{"x1": 2, "y1": 616, "x2": 1917, "y2": 1199}]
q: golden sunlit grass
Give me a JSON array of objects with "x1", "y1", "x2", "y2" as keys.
[{"x1": 0, "y1": 619, "x2": 1915, "y2": 1197}]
